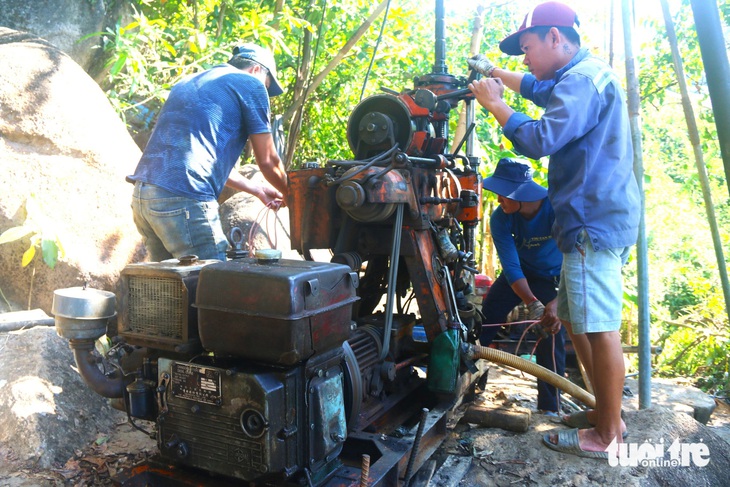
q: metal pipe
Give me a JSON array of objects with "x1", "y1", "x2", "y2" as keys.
[
  {"x1": 433, "y1": 0, "x2": 447, "y2": 74},
  {"x1": 435, "y1": 87, "x2": 472, "y2": 101},
  {"x1": 690, "y1": 0, "x2": 730, "y2": 199},
  {"x1": 621, "y1": 0, "x2": 651, "y2": 410},
  {"x1": 69, "y1": 339, "x2": 125, "y2": 398},
  {"x1": 395, "y1": 353, "x2": 429, "y2": 371}
]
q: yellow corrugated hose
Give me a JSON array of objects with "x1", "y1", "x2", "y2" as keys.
[{"x1": 470, "y1": 344, "x2": 596, "y2": 409}]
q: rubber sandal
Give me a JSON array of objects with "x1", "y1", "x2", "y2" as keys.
[
  {"x1": 561, "y1": 410, "x2": 629, "y2": 439},
  {"x1": 560, "y1": 410, "x2": 592, "y2": 428},
  {"x1": 542, "y1": 428, "x2": 609, "y2": 460}
]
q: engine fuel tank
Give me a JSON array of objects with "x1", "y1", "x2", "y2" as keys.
[{"x1": 196, "y1": 258, "x2": 359, "y2": 365}]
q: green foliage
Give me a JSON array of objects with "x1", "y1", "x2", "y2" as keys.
[
  {"x1": 93, "y1": 0, "x2": 292, "y2": 134},
  {"x1": 654, "y1": 307, "x2": 729, "y2": 397},
  {"x1": 0, "y1": 194, "x2": 65, "y2": 270},
  {"x1": 624, "y1": 0, "x2": 730, "y2": 395}
]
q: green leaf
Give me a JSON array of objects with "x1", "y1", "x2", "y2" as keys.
[
  {"x1": 111, "y1": 52, "x2": 129, "y2": 76},
  {"x1": 41, "y1": 239, "x2": 59, "y2": 269},
  {"x1": 0, "y1": 225, "x2": 35, "y2": 245}
]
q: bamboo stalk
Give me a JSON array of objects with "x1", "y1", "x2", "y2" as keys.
[
  {"x1": 622, "y1": 0, "x2": 652, "y2": 409},
  {"x1": 660, "y1": 0, "x2": 730, "y2": 324}
]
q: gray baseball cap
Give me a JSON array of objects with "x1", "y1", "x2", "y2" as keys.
[{"x1": 232, "y1": 43, "x2": 283, "y2": 97}]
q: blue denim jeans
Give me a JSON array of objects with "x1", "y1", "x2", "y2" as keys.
[{"x1": 131, "y1": 181, "x2": 228, "y2": 261}]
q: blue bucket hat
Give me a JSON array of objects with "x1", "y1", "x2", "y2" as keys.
[
  {"x1": 232, "y1": 43, "x2": 284, "y2": 97},
  {"x1": 482, "y1": 158, "x2": 547, "y2": 202}
]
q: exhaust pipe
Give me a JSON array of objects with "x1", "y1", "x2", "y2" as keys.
[
  {"x1": 69, "y1": 339, "x2": 124, "y2": 398},
  {"x1": 52, "y1": 286, "x2": 124, "y2": 398}
]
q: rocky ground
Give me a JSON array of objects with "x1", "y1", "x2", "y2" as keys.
[
  {"x1": 1, "y1": 359, "x2": 728, "y2": 487},
  {"x1": 440, "y1": 366, "x2": 730, "y2": 487}
]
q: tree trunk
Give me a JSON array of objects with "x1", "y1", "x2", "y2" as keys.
[{"x1": 284, "y1": 0, "x2": 317, "y2": 168}]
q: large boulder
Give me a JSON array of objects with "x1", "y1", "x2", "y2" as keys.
[
  {"x1": 0, "y1": 326, "x2": 122, "y2": 469},
  {"x1": 0, "y1": 28, "x2": 145, "y2": 314},
  {"x1": 0, "y1": 0, "x2": 129, "y2": 76}
]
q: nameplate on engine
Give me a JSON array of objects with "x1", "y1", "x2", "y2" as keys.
[{"x1": 170, "y1": 362, "x2": 222, "y2": 406}]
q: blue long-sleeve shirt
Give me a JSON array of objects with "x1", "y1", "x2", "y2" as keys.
[
  {"x1": 490, "y1": 197, "x2": 562, "y2": 284},
  {"x1": 503, "y1": 49, "x2": 640, "y2": 253}
]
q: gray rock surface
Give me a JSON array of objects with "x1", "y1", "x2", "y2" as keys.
[
  {"x1": 0, "y1": 326, "x2": 121, "y2": 469},
  {"x1": 454, "y1": 364, "x2": 730, "y2": 487},
  {"x1": 0, "y1": 28, "x2": 145, "y2": 314},
  {"x1": 625, "y1": 377, "x2": 717, "y2": 425},
  {"x1": 0, "y1": 0, "x2": 129, "y2": 76}
]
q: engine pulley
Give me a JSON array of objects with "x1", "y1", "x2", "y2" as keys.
[{"x1": 348, "y1": 95, "x2": 420, "y2": 159}]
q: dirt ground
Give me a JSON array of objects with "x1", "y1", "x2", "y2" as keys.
[{"x1": 2, "y1": 363, "x2": 729, "y2": 487}]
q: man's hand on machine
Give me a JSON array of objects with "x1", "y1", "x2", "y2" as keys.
[
  {"x1": 257, "y1": 185, "x2": 286, "y2": 209},
  {"x1": 468, "y1": 54, "x2": 496, "y2": 77},
  {"x1": 526, "y1": 299, "x2": 549, "y2": 339},
  {"x1": 526, "y1": 299, "x2": 545, "y2": 321}
]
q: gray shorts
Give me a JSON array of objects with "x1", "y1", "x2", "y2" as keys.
[{"x1": 557, "y1": 230, "x2": 631, "y2": 334}]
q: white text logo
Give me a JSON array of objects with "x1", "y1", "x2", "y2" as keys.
[{"x1": 606, "y1": 438, "x2": 710, "y2": 467}]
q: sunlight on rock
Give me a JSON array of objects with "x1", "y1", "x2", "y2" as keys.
[{"x1": 10, "y1": 376, "x2": 62, "y2": 418}]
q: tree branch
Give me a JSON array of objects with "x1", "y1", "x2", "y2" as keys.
[{"x1": 282, "y1": 0, "x2": 389, "y2": 125}]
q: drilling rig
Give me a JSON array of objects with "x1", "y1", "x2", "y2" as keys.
[{"x1": 52, "y1": 1, "x2": 493, "y2": 485}]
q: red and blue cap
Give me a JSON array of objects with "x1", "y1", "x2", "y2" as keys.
[{"x1": 499, "y1": 2, "x2": 580, "y2": 56}]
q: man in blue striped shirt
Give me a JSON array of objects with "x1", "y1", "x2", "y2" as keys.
[
  {"x1": 128, "y1": 43, "x2": 288, "y2": 261},
  {"x1": 469, "y1": 1, "x2": 639, "y2": 459}
]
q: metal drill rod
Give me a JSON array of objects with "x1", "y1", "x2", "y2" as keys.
[
  {"x1": 435, "y1": 87, "x2": 473, "y2": 101},
  {"x1": 404, "y1": 408, "x2": 430, "y2": 485},
  {"x1": 433, "y1": 0, "x2": 447, "y2": 74},
  {"x1": 360, "y1": 454, "x2": 370, "y2": 487}
]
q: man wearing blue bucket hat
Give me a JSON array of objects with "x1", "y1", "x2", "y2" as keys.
[
  {"x1": 480, "y1": 157, "x2": 566, "y2": 415},
  {"x1": 128, "y1": 43, "x2": 288, "y2": 261}
]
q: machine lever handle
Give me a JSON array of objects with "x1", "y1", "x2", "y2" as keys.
[{"x1": 435, "y1": 88, "x2": 473, "y2": 101}]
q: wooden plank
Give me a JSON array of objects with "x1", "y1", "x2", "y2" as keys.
[
  {"x1": 428, "y1": 455, "x2": 472, "y2": 487},
  {"x1": 462, "y1": 404, "x2": 531, "y2": 433},
  {"x1": 0, "y1": 309, "x2": 54, "y2": 332}
]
